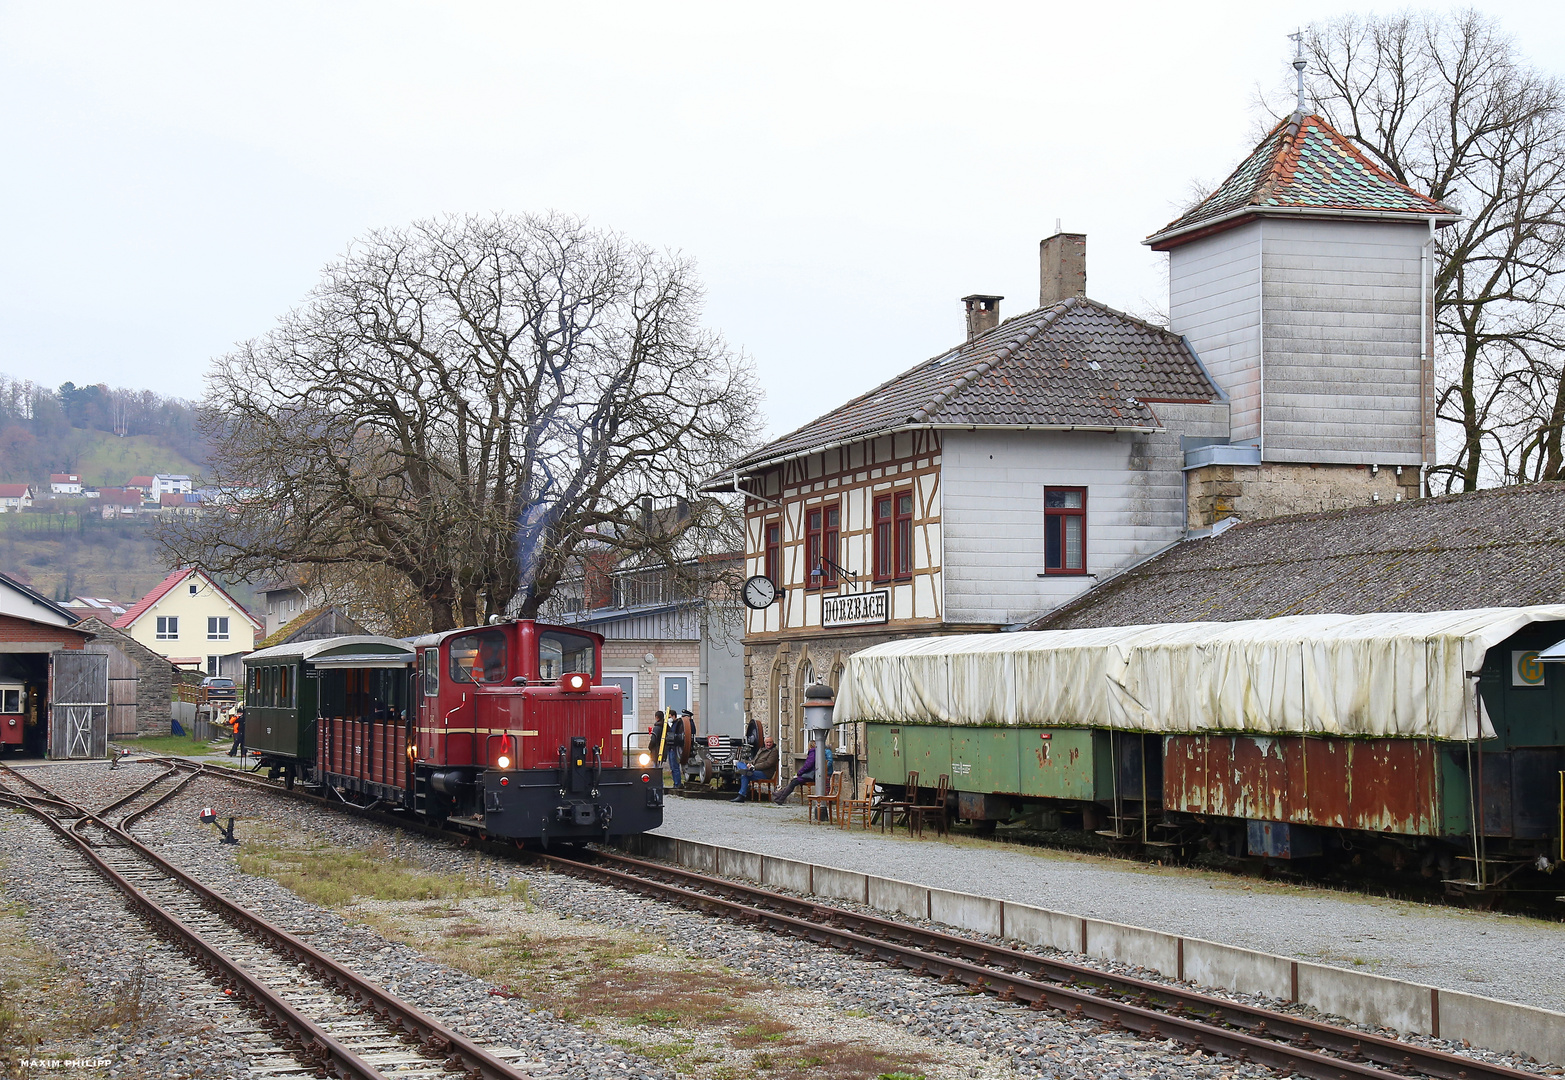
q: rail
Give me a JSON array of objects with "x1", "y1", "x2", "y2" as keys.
[{"x1": 158, "y1": 756, "x2": 1545, "y2": 1080}]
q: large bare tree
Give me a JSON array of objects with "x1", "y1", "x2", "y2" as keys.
[
  {"x1": 1302, "y1": 12, "x2": 1565, "y2": 490},
  {"x1": 163, "y1": 213, "x2": 759, "y2": 631}
]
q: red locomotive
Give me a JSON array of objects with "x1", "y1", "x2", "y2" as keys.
[{"x1": 243, "y1": 619, "x2": 664, "y2": 845}]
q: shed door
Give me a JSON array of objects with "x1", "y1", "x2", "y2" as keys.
[{"x1": 49, "y1": 651, "x2": 109, "y2": 759}]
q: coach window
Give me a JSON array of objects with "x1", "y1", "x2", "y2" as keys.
[
  {"x1": 539, "y1": 631, "x2": 596, "y2": 682},
  {"x1": 423, "y1": 648, "x2": 439, "y2": 696},
  {"x1": 1044, "y1": 487, "x2": 1087, "y2": 574},
  {"x1": 449, "y1": 629, "x2": 507, "y2": 684},
  {"x1": 280, "y1": 665, "x2": 292, "y2": 708},
  {"x1": 764, "y1": 520, "x2": 781, "y2": 587}
]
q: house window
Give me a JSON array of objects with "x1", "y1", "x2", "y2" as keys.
[
  {"x1": 764, "y1": 520, "x2": 781, "y2": 587},
  {"x1": 156, "y1": 616, "x2": 178, "y2": 640},
  {"x1": 1044, "y1": 487, "x2": 1087, "y2": 574},
  {"x1": 207, "y1": 616, "x2": 229, "y2": 640},
  {"x1": 805, "y1": 508, "x2": 823, "y2": 589},
  {"x1": 189, "y1": 583, "x2": 198, "y2": 595},
  {"x1": 895, "y1": 491, "x2": 914, "y2": 579}
]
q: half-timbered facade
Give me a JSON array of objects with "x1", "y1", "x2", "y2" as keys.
[
  {"x1": 716, "y1": 109, "x2": 1457, "y2": 762},
  {"x1": 710, "y1": 273, "x2": 1229, "y2": 759}
]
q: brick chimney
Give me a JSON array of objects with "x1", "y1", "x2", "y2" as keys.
[
  {"x1": 962, "y1": 294, "x2": 1003, "y2": 341},
  {"x1": 1039, "y1": 232, "x2": 1086, "y2": 307},
  {"x1": 583, "y1": 548, "x2": 616, "y2": 609}
]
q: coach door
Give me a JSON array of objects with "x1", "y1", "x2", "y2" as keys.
[{"x1": 49, "y1": 650, "x2": 109, "y2": 759}]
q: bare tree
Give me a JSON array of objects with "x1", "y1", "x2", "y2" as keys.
[
  {"x1": 1302, "y1": 12, "x2": 1565, "y2": 490},
  {"x1": 162, "y1": 213, "x2": 760, "y2": 631}
]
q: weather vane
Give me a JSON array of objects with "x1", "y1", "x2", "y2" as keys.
[{"x1": 1289, "y1": 29, "x2": 1307, "y2": 116}]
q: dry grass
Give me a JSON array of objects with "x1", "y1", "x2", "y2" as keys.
[{"x1": 236, "y1": 832, "x2": 526, "y2": 908}]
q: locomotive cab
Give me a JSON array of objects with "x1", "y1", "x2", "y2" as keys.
[{"x1": 411, "y1": 620, "x2": 662, "y2": 844}]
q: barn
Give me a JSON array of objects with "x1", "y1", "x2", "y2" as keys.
[{"x1": 0, "y1": 572, "x2": 105, "y2": 758}]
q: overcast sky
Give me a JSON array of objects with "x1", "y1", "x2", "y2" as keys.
[{"x1": 2, "y1": 1, "x2": 1563, "y2": 441}]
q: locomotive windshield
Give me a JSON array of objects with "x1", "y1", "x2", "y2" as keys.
[
  {"x1": 539, "y1": 631, "x2": 595, "y2": 681},
  {"x1": 449, "y1": 629, "x2": 508, "y2": 684}
]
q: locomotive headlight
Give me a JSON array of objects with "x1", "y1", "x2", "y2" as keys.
[
  {"x1": 497, "y1": 755, "x2": 511, "y2": 770},
  {"x1": 638, "y1": 752, "x2": 652, "y2": 767},
  {"x1": 562, "y1": 672, "x2": 589, "y2": 693}
]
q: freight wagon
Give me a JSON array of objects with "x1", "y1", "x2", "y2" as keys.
[{"x1": 839, "y1": 607, "x2": 1565, "y2": 890}]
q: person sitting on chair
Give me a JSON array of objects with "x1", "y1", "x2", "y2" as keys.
[
  {"x1": 771, "y1": 742, "x2": 833, "y2": 804},
  {"x1": 731, "y1": 737, "x2": 778, "y2": 802}
]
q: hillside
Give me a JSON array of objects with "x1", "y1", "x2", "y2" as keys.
[
  {"x1": 0, "y1": 513, "x2": 258, "y2": 614},
  {"x1": 0, "y1": 429, "x2": 204, "y2": 487}
]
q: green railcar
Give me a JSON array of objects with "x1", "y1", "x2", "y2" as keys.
[{"x1": 242, "y1": 636, "x2": 416, "y2": 779}]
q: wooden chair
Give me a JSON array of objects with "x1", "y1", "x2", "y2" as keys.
[
  {"x1": 806, "y1": 769, "x2": 843, "y2": 824},
  {"x1": 875, "y1": 770, "x2": 918, "y2": 833},
  {"x1": 907, "y1": 773, "x2": 950, "y2": 838},
  {"x1": 839, "y1": 774, "x2": 876, "y2": 830}
]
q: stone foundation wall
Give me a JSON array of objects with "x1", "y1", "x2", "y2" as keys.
[{"x1": 1187, "y1": 462, "x2": 1422, "y2": 529}]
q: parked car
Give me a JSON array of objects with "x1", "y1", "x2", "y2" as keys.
[{"x1": 199, "y1": 676, "x2": 237, "y2": 703}]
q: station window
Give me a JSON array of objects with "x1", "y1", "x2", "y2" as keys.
[
  {"x1": 156, "y1": 616, "x2": 178, "y2": 640},
  {"x1": 895, "y1": 491, "x2": 914, "y2": 579},
  {"x1": 805, "y1": 508, "x2": 822, "y2": 588},
  {"x1": 822, "y1": 504, "x2": 840, "y2": 586},
  {"x1": 764, "y1": 520, "x2": 781, "y2": 588},
  {"x1": 1044, "y1": 487, "x2": 1087, "y2": 574},
  {"x1": 207, "y1": 616, "x2": 229, "y2": 640}
]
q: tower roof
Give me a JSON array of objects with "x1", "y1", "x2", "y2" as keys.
[{"x1": 1146, "y1": 114, "x2": 1456, "y2": 250}]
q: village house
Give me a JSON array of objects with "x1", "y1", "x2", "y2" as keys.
[
  {"x1": 152, "y1": 474, "x2": 193, "y2": 499},
  {"x1": 710, "y1": 107, "x2": 1455, "y2": 758},
  {"x1": 0, "y1": 484, "x2": 35, "y2": 513},
  {"x1": 113, "y1": 567, "x2": 262, "y2": 677},
  {"x1": 48, "y1": 473, "x2": 81, "y2": 495}
]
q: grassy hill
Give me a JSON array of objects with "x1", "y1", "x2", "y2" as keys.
[
  {"x1": 0, "y1": 430, "x2": 204, "y2": 487},
  {"x1": 0, "y1": 513, "x2": 258, "y2": 614}
]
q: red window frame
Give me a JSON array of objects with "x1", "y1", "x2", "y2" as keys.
[
  {"x1": 1043, "y1": 487, "x2": 1087, "y2": 575},
  {"x1": 764, "y1": 520, "x2": 781, "y2": 587},
  {"x1": 805, "y1": 507, "x2": 823, "y2": 589},
  {"x1": 894, "y1": 491, "x2": 914, "y2": 580},
  {"x1": 822, "y1": 503, "x2": 840, "y2": 587},
  {"x1": 873, "y1": 495, "x2": 894, "y2": 582}
]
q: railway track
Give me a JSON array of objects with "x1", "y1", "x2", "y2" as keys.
[
  {"x1": 151, "y1": 756, "x2": 1548, "y2": 1080},
  {"x1": 0, "y1": 762, "x2": 535, "y2": 1080}
]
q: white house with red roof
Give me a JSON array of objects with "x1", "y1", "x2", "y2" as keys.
[
  {"x1": 0, "y1": 484, "x2": 34, "y2": 512},
  {"x1": 49, "y1": 473, "x2": 82, "y2": 495},
  {"x1": 113, "y1": 568, "x2": 261, "y2": 677}
]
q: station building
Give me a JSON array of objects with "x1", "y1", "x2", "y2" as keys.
[{"x1": 708, "y1": 110, "x2": 1457, "y2": 760}]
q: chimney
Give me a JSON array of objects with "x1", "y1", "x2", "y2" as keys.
[
  {"x1": 1039, "y1": 232, "x2": 1087, "y2": 307},
  {"x1": 962, "y1": 294, "x2": 1003, "y2": 341}
]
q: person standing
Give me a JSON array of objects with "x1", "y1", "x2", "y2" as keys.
[
  {"x1": 226, "y1": 706, "x2": 246, "y2": 757},
  {"x1": 662, "y1": 709, "x2": 684, "y2": 788},
  {"x1": 731, "y1": 737, "x2": 778, "y2": 802}
]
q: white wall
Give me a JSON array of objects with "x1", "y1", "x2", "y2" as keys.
[
  {"x1": 941, "y1": 405, "x2": 1227, "y2": 626},
  {"x1": 1169, "y1": 225, "x2": 1261, "y2": 442},
  {"x1": 1260, "y1": 218, "x2": 1426, "y2": 465}
]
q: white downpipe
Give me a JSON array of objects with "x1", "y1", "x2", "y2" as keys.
[
  {"x1": 1420, "y1": 218, "x2": 1437, "y2": 492},
  {"x1": 1256, "y1": 222, "x2": 1265, "y2": 458}
]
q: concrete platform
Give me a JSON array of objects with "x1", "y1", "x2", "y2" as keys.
[{"x1": 653, "y1": 796, "x2": 1565, "y2": 1015}]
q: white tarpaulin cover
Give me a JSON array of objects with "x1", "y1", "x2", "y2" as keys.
[{"x1": 833, "y1": 607, "x2": 1565, "y2": 741}]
